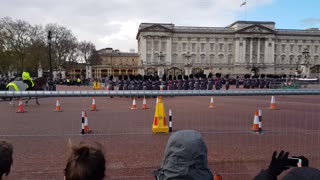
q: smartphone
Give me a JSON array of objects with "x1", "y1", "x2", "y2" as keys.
[{"x1": 286, "y1": 157, "x2": 302, "y2": 167}]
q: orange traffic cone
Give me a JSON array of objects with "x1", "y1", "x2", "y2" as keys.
[
  {"x1": 209, "y1": 96, "x2": 215, "y2": 108},
  {"x1": 84, "y1": 111, "x2": 92, "y2": 134},
  {"x1": 91, "y1": 97, "x2": 97, "y2": 111},
  {"x1": 142, "y1": 96, "x2": 148, "y2": 109},
  {"x1": 269, "y1": 96, "x2": 278, "y2": 110},
  {"x1": 54, "y1": 98, "x2": 62, "y2": 112},
  {"x1": 16, "y1": 99, "x2": 25, "y2": 113},
  {"x1": 252, "y1": 110, "x2": 259, "y2": 132},
  {"x1": 152, "y1": 96, "x2": 169, "y2": 133},
  {"x1": 214, "y1": 174, "x2": 222, "y2": 180},
  {"x1": 131, "y1": 97, "x2": 138, "y2": 110}
]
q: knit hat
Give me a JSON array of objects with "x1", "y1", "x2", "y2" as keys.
[{"x1": 282, "y1": 167, "x2": 320, "y2": 180}]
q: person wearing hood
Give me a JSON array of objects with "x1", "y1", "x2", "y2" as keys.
[
  {"x1": 254, "y1": 150, "x2": 320, "y2": 180},
  {"x1": 154, "y1": 130, "x2": 213, "y2": 180}
]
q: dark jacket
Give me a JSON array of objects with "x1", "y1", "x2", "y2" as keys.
[
  {"x1": 254, "y1": 167, "x2": 320, "y2": 180},
  {"x1": 154, "y1": 130, "x2": 213, "y2": 180}
]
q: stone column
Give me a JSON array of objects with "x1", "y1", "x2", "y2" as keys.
[
  {"x1": 264, "y1": 39, "x2": 269, "y2": 64},
  {"x1": 249, "y1": 38, "x2": 253, "y2": 64},
  {"x1": 151, "y1": 37, "x2": 154, "y2": 64},
  {"x1": 141, "y1": 37, "x2": 147, "y2": 65},
  {"x1": 167, "y1": 37, "x2": 172, "y2": 65},
  {"x1": 242, "y1": 38, "x2": 246, "y2": 64},
  {"x1": 86, "y1": 66, "x2": 92, "y2": 79},
  {"x1": 234, "y1": 38, "x2": 240, "y2": 64},
  {"x1": 257, "y1": 38, "x2": 260, "y2": 63}
]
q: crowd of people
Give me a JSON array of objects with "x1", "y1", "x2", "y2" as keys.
[
  {"x1": 0, "y1": 72, "x2": 303, "y2": 92},
  {"x1": 1, "y1": 130, "x2": 320, "y2": 180},
  {"x1": 59, "y1": 73, "x2": 292, "y2": 91}
]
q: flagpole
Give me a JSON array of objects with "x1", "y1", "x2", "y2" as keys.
[{"x1": 245, "y1": 1, "x2": 247, "y2": 20}]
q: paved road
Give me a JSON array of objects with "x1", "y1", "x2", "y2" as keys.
[{"x1": 1, "y1": 87, "x2": 320, "y2": 179}]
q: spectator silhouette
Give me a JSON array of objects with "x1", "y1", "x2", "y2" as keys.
[
  {"x1": 154, "y1": 130, "x2": 213, "y2": 180},
  {"x1": 254, "y1": 150, "x2": 320, "y2": 180},
  {"x1": 0, "y1": 141, "x2": 13, "y2": 179},
  {"x1": 64, "y1": 142, "x2": 105, "y2": 180}
]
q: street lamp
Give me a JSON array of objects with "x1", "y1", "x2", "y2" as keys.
[{"x1": 47, "y1": 31, "x2": 52, "y2": 79}]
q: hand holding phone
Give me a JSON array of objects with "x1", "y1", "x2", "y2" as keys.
[
  {"x1": 287, "y1": 156, "x2": 309, "y2": 167},
  {"x1": 268, "y1": 151, "x2": 290, "y2": 176},
  {"x1": 286, "y1": 157, "x2": 302, "y2": 167}
]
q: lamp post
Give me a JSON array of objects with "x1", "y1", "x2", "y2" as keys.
[{"x1": 47, "y1": 31, "x2": 52, "y2": 79}]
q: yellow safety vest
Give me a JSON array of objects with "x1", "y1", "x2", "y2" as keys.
[
  {"x1": 6, "y1": 82, "x2": 19, "y2": 91},
  {"x1": 22, "y1": 72, "x2": 34, "y2": 87}
]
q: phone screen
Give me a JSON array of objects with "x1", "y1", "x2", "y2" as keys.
[{"x1": 286, "y1": 158, "x2": 301, "y2": 167}]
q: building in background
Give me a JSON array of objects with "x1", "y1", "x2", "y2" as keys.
[
  {"x1": 66, "y1": 48, "x2": 140, "y2": 79},
  {"x1": 136, "y1": 21, "x2": 320, "y2": 78}
]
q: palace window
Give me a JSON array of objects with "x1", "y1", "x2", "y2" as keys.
[
  {"x1": 146, "y1": 40, "x2": 151, "y2": 51},
  {"x1": 281, "y1": 44, "x2": 286, "y2": 53},
  {"x1": 219, "y1": 43, "x2": 224, "y2": 51},
  {"x1": 154, "y1": 41, "x2": 159, "y2": 51},
  {"x1": 182, "y1": 43, "x2": 187, "y2": 52},
  {"x1": 315, "y1": 45, "x2": 319, "y2": 53},
  {"x1": 290, "y1": 45, "x2": 294, "y2": 52},
  {"x1": 227, "y1": 55, "x2": 232, "y2": 64},
  {"x1": 200, "y1": 54, "x2": 205, "y2": 63},
  {"x1": 228, "y1": 44, "x2": 233, "y2": 52},
  {"x1": 192, "y1": 43, "x2": 196, "y2": 52},
  {"x1": 281, "y1": 55, "x2": 286, "y2": 64},
  {"x1": 210, "y1": 54, "x2": 214, "y2": 64},
  {"x1": 191, "y1": 54, "x2": 196, "y2": 63},
  {"x1": 146, "y1": 54, "x2": 151, "y2": 64},
  {"x1": 161, "y1": 42, "x2": 166, "y2": 52},
  {"x1": 172, "y1": 54, "x2": 178, "y2": 64},
  {"x1": 172, "y1": 43, "x2": 178, "y2": 52},
  {"x1": 201, "y1": 43, "x2": 205, "y2": 52},
  {"x1": 289, "y1": 55, "x2": 294, "y2": 65},
  {"x1": 210, "y1": 43, "x2": 215, "y2": 52}
]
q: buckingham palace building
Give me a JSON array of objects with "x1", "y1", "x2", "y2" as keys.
[{"x1": 136, "y1": 21, "x2": 320, "y2": 78}]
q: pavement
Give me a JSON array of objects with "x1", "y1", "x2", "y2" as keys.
[{"x1": 0, "y1": 85, "x2": 320, "y2": 179}]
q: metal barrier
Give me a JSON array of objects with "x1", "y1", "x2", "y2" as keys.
[{"x1": 0, "y1": 89, "x2": 320, "y2": 97}]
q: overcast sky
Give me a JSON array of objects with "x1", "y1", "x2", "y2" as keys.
[{"x1": 1, "y1": 0, "x2": 319, "y2": 52}]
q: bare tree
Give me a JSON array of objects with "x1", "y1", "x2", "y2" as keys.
[
  {"x1": 78, "y1": 41, "x2": 95, "y2": 64},
  {"x1": 45, "y1": 23, "x2": 78, "y2": 70},
  {"x1": 88, "y1": 50, "x2": 102, "y2": 65},
  {"x1": 1, "y1": 17, "x2": 32, "y2": 75}
]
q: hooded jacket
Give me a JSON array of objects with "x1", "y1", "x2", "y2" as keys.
[
  {"x1": 154, "y1": 130, "x2": 213, "y2": 180},
  {"x1": 282, "y1": 167, "x2": 320, "y2": 180},
  {"x1": 254, "y1": 167, "x2": 320, "y2": 180}
]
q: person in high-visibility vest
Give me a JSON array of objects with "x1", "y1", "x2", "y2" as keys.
[
  {"x1": 66, "y1": 78, "x2": 71, "y2": 86},
  {"x1": 76, "y1": 77, "x2": 81, "y2": 86},
  {"x1": 22, "y1": 72, "x2": 34, "y2": 90}
]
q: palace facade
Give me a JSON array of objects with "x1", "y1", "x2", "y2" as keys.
[{"x1": 136, "y1": 21, "x2": 320, "y2": 77}]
